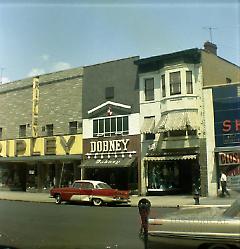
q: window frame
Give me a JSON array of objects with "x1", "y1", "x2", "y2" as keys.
[
  {"x1": 19, "y1": 124, "x2": 27, "y2": 138},
  {"x1": 46, "y1": 124, "x2": 54, "y2": 136},
  {"x1": 170, "y1": 71, "x2": 181, "y2": 95},
  {"x1": 144, "y1": 78, "x2": 154, "y2": 101},
  {"x1": 93, "y1": 115, "x2": 129, "y2": 137},
  {"x1": 69, "y1": 121, "x2": 78, "y2": 135},
  {"x1": 186, "y1": 71, "x2": 193, "y2": 94},
  {"x1": 161, "y1": 74, "x2": 166, "y2": 97}
]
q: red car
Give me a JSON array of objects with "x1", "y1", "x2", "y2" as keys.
[{"x1": 50, "y1": 180, "x2": 130, "y2": 206}]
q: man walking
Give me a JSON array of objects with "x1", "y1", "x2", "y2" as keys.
[{"x1": 220, "y1": 171, "x2": 230, "y2": 197}]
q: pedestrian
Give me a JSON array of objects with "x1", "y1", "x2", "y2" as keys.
[{"x1": 220, "y1": 171, "x2": 230, "y2": 197}]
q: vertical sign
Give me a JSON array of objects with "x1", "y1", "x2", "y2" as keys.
[{"x1": 32, "y1": 76, "x2": 39, "y2": 138}]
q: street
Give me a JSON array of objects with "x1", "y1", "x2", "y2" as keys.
[{"x1": 0, "y1": 200, "x2": 177, "y2": 249}]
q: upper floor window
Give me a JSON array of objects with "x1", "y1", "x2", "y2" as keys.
[
  {"x1": 105, "y1": 87, "x2": 114, "y2": 100},
  {"x1": 161, "y1": 74, "x2": 166, "y2": 97},
  {"x1": 69, "y1": 121, "x2": 78, "y2": 134},
  {"x1": 19, "y1": 124, "x2": 26, "y2": 138},
  {"x1": 170, "y1": 71, "x2": 181, "y2": 95},
  {"x1": 93, "y1": 116, "x2": 129, "y2": 137},
  {"x1": 186, "y1": 71, "x2": 193, "y2": 94},
  {"x1": 144, "y1": 78, "x2": 154, "y2": 101},
  {"x1": 46, "y1": 124, "x2": 53, "y2": 136},
  {"x1": 0, "y1": 127, "x2": 2, "y2": 140}
]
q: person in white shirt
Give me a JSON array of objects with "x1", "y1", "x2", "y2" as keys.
[{"x1": 220, "y1": 171, "x2": 230, "y2": 197}]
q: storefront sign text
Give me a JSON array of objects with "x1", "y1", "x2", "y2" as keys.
[
  {"x1": 90, "y1": 139, "x2": 130, "y2": 153},
  {"x1": 219, "y1": 152, "x2": 240, "y2": 165}
]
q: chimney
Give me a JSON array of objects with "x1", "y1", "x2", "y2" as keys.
[{"x1": 204, "y1": 41, "x2": 217, "y2": 55}]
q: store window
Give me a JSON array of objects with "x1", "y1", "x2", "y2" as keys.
[
  {"x1": 93, "y1": 116, "x2": 129, "y2": 137},
  {"x1": 170, "y1": 71, "x2": 181, "y2": 95},
  {"x1": 186, "y1": 71, "x2": 193, "y2": 94},
  {"x1": 145, "y1": 78, "x2": 154, "y2": 101},
  {"x1": 161, "y1": 74, "x2": 166, "y2": 97},
  {"x1": 19, "y1": 124, "x2": 26, "y2": 138},
  {"x1": 46, "y1": 124, "x2": 54, "y2": 136},
  {"x1": 69, "y1": 121, "x2": 77, "y2": 134}
]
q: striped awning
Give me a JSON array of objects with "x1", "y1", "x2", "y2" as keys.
[
  {"x1": 141, "y1": 117, "x2": 155, "y2": 134},
  {"x1": 155, "y1": 111, "x2": 199, "y2": 132},
  {"x1": 145, "y1": 155, "x2": 197, "y2": 161}
]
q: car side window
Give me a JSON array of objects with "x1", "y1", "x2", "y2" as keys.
[
  {"x1": 80, "y1": 182, "x2": 94, "y2": 190},
  {"x1": 73, "y1": 182, "x2": 81, "y2": 188}
]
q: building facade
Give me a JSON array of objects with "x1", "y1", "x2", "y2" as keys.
[
  {"x1": 82, "y1": 57, "x2": 141, "y2": 192},
  {"x1": 0, "y1": 68, "x2": 83, "y2": 191},
  {"x1": 136, "y1": 42, "x2": 240, "y2": 196},
  {"x1": 204, "y1": 83, "x2": 240, "y2": 194}
]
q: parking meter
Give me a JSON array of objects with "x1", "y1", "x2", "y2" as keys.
[{"x1": 138, "y1": 198, "x2": 151, "y2": 249}]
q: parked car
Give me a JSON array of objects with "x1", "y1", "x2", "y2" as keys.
[
  {"x1": 50, "y1": 180, "x2": 130, "y2": 206},
  {"x1": 139, "y1": 199, "x2": 240, "y2": 249}
]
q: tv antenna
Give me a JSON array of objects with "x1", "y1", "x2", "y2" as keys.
[{"x1": 203, "y1": 27, "x2": 217, "y2": 42}]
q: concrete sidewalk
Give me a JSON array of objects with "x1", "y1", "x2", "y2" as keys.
[{"x1": 0, "y1": 190, "x2": 238, "y2": 207}]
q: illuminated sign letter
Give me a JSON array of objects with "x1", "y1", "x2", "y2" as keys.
[
  {"x1": 60, "y1": 136, "x2": 75, "y2": 155},
  {"x1": 15, "y1": 140, "x2": 27, "y2": 156},
  {"x1": 44, "y1": 137, "x2": 56, "y2": 155}
]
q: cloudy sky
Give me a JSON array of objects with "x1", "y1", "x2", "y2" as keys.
[{"x1": 0, "y1": 0, "x2": 239, "y2": 83}]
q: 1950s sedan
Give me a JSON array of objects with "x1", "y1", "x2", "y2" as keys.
[
  {"x1": 139, "y1": 199, "x2": 240, "y2": 249},
  {"x1": 50, "y1": 180, "x2": 130, "y2": 206}
]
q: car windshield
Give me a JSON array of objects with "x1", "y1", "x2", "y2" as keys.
[{"x1": 96, "y1": 183, "x2": 112, "y2": 189}]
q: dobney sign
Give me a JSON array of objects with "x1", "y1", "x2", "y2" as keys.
[{"x1": 213, "y1": 85, "x2": 240, "y2": 147}]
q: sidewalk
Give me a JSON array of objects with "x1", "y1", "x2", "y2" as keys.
[{"x1": 0, "y1": 190, "x2": 238, "y2": 207}]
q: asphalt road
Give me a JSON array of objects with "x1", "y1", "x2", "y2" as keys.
[{"x1": 0, "y1": 200, "x2": 177, "y2": 249}]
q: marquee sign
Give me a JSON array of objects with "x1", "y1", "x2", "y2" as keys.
[
  {"x1": 32, "y1": 76, "x2": 40, "y2": 138},
  {"x1": 0, "y1": 134, "x2": 82, "y2": 157}
]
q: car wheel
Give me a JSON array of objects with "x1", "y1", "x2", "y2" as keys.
[
  {"x1": 206, "y1": 244, "x2": 231, "y2": 249},
  {"x1": 92, "y1": 198, "x2": 103, "y2": 206},
  {"x1": 55, "y1": 194, "x2": 62, "y2": 204}
]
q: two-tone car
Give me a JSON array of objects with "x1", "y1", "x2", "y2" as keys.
[
  {"x1": 50, "y1": 180, "x2": 130, "y2": 206},
  {"x1": 139, "y1": 198, "x2": 240, "y2": 249}
]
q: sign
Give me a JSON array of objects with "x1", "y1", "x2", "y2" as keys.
[
  {"x1": 32, "y1": 77, "x2": 40, "y2": 137},
  {"x1": 213, "y1": 85, "x2": 240, "y2": 147},
  {"x1": 0, "y1": 134, "x2": 82, "y2": 157},
  {"x1": 219, "y1": 152, "x2": 240, "y2": 166},
  {"x1": 90, "y1": 139, "x2": 130, "y2": 153}
]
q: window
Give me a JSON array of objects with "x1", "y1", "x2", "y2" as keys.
[
  {"x1": 105, "y1": 87, "x2": 114, "y2": 99},
  {"x1": 186, "y1": 71, "x2": 193, "y2": 94},
  {"x1": 0, "y1": 127, "x2": 2, "y2": 139},
  {"x1": 226, "y1": 77, "x2": 232, "y2": 84},
  {"x1": 19, "y1": 125, "x2": 27, "y2": 138},
  {"x1": 145, "y1": 133, "x2": 155, "y2": 140},
  {"x1": 69, "y1": 121, "x2": 77, "y2": 134},
  {"x1": 46, "y1": 124, "x2": 53, "y2": 136},
  {"x1": 170, "y1": 71, "x2": 181, "y2": 95},
  {"x1": 161, "y1": 74, "x2": 166, "y2": 97},
  {"x1": 93, "y1": 116, "x2": 129, "y2": 137},
  {"x1": 144, "y1": 78, "x2": 154, "y2": 101}
]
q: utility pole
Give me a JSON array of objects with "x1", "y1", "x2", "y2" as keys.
[{"x1": 203, "y1": 27, "x2": 217, "y2": 43}]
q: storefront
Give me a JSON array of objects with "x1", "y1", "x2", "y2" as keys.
[
  {"x1": 212, "y1": 83, "x2": 240, "y2": 192},
  {"x1": 0, "y1": 134, "x2": 82, "y2": 192},
  {"x1": 144, "y1": 153, "x2": 200, "y2": 195},
  {"x1": 82, "y1": 135, "x2": 140, "y2": 191}
]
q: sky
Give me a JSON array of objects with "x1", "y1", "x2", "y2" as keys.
[{"x1": 0, "y1": 0, "x2": 239, "y2": 83}]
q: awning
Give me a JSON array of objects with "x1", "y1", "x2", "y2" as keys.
[
  {"x1": 0, "y1": 155, "x2": 82, "y2": 163},
  {"x1": 145, "y1": 155, "x2": 197, "y2": 161},
  {"x1": 141, "y1": 117, "x2": 155, "y2": 134},
  {"x1": 80, "y1": 157, "x2": 136, "y2": 168},
  {"x1": 155, "y1": 111, "x2": 199, "y2": 132}
]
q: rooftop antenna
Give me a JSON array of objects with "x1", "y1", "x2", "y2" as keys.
[
  {"x1": 203, "y1": 27, "x2": 217, "y2": 43},
  {"x1": 0, "y1": 67, "x2": 4, "y2": 84}
]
